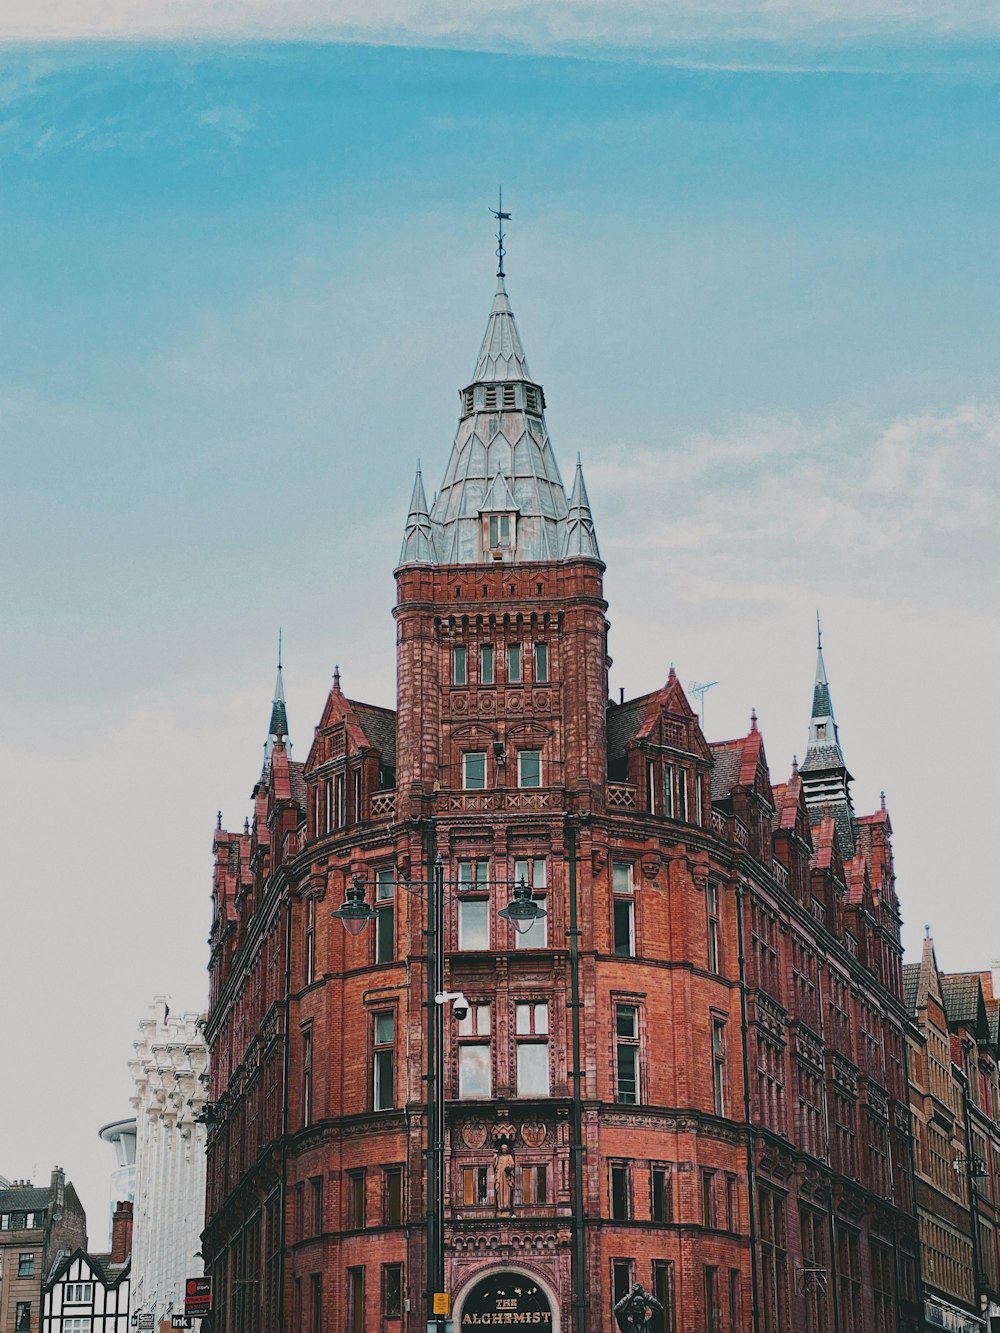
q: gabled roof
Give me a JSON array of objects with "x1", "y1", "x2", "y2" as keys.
[
  {"x1": 307, "y1": 672, "x2": 397, "y2": 771},
  {"x1": 351, "y1": 702, "x2": 397, "y2": 767},
  {"x1": 47, "y1": 1248, "x2": 130, "y2": 1292},
  {"x1": 941, "y1": 973, "x2": 990, "y2": 1039},
  {"x1": 902, "y1": 962, "x2": 921, "y2": 1016},
  {"x1": 608, "y1": 671, "x2": 711, "y2": 767}
]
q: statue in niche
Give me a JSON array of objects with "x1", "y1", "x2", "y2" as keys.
[
  {"x1": 493, "y1": 1138, "x2": 515, "y2": 1214},
  {"x1": 613, "y1": 1283, "x2": 662, "y2": 1333}
]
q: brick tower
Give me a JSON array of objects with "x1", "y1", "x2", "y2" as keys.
[{"x1": 203, "y1": 256, "x2": 918, "y2": 1333}]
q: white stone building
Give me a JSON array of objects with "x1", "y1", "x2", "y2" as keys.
[{"x1": 127, "y1": 999, "x2": 209, "y2": 1327}]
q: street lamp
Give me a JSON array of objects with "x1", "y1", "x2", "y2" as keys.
[{"x1": 332, "y1": 862, "x2": 545, "y2": 1332}]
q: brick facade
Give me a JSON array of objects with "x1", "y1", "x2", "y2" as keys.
[{"x1": 202, "y1": 273, "x2": 919, "y2": 1333}]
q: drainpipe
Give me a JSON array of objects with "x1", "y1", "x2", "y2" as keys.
[
  {"x1": 276, "y1": 888, "x2": 293, "y2": 1332},
  {"x1": 735, "y1": 882, "x2": 760, "y2": 1333},
  {"x1": 567, "y1": 818, "x2": 588, "y2": 1333}
]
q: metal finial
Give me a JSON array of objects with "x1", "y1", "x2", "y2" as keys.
[
  {"x1": 924, "y1": 923, "x2": 931, "y2": 938},
  {"x1": 490, "y1": 186, "x2": 511, "y2": 278},
  {"x1": 750, "y1": 707, "x2": 758, "y2": 732},
  {"x1": 816, "y1": 609, "x2": 822, "y2": 651},
  {"x1": 216, "y1": 810, "x2": 222, "y2": 830},
  {"x1": 333, "y1": 664, "x2": 341, "y2": 691},
  {"x1": 277, "y1": 627, "x2": 282, "y2": 670}
]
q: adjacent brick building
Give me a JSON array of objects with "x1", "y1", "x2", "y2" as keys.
[
  {"x1": 0, "y1": 1169, "x2": 86, "y2": 1333},
  {"x1": 202, "y1": 266, "x2": 919, "y2": 1332}
]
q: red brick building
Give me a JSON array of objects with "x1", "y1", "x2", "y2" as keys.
[{"x1": 202, "y1": 267, "x2": 919, "y2": 1332}]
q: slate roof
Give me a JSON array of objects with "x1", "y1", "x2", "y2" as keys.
[
  {"x1": 288, "y1": 761, "x2": 307, "y2": 811},
  {"x1": 606, "y1": 695, "x2": 655, "y2": 765},
  {"x1": 941, "y1": 973, "x2": 990, "y2": 1038},
  {"x1": 902, "y1": 963, "x2": 921, "y2": 1016},
  {"x1": 0, "y1": 1186, "x2": 48, "y2": 1213},
  {"x1": 709, "y1": 740, "x2": 745, "y2": 803},
  {"x1": 806, "y1": 802, "x2": 855, "y2": 860},
  {"x1": 351, "y1": 702, "x2": 397, "y2": 767}
]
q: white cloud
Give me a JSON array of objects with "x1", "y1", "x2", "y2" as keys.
[{"x1": 3, "y1": 0, "x2": 1000, "y2": 49}]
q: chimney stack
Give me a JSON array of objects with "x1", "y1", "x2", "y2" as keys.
[
  {"x1": 50, "y1": 1166, "x2": 65, "y2": 1207},
  {"x1": 110, "y1": 1200, "x2": 133, "y2": 1264}
]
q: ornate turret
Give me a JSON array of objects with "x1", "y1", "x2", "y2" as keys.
[
  {"x1": 398, "y1": 274, "x2": 599, "y2": 568},
  {"x1": 799, "y1": 619, "x2": 854, "y2": 855},
  {"x1": 263, "y1": 636, "x2": 289, "y2": 771}
]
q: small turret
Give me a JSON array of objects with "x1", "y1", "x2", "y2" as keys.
[
  {"x1": 799, "y1": 617, "x2": 854, "y2": 855},
  {"x1": 263, "y1": 633, "x2": 290, "y2": 771}
]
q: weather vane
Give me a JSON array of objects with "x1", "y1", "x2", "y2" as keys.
[{"x1": 491, "y1": 186, "x2": 511, "y2": 278}]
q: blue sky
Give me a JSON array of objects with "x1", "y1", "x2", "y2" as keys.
[{"x1": 2, "y1": 32, "x2": 998, "y2": 1231}]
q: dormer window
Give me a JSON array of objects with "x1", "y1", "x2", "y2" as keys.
[{"x1": 489, "y1": 514, "x2": 513, "y2": 549}]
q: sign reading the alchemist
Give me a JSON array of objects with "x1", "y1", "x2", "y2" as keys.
[{"x1": 461, "y1": 1274, "x2": 553, "y2": 1326}]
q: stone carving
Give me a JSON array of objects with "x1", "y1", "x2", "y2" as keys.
[
  {"x1": 520, "y1": 1121, "x2": 546, "y2": 1148},
  {"x1": 493, "y1": 1139, "x2": 515, "y2": 1215},
  {"x1": 462, "y1": 1122, "x2": 488, "y2": 1150}
]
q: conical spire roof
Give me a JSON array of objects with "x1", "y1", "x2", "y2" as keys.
[
  {"x1": 472, "y1": 278, "x2": 532, "y2": 383},
  {"x1": 398, "y1": 275, "x2": 601, "y2": 568},
  {"x1": 562, "y1": 460, "x2": 600, "y2": 559},
  {"x1": 399, "y1": 467, "x2": 438, "y2": 565},
  {"x1": 263, "y1": 640, "x2": 289, "y2": 770},
  {"x1": 799, "y1": 625, "x2": 854, "y2": 855}
]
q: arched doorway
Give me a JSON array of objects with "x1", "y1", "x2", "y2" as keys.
[{"x1": 453, "y1": 1266, "x2": 559, "y2": 1329}]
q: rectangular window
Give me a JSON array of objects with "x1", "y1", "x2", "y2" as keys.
[
  {"x1": 611, "y1": 1163, "x2": 630, "y2": 1220},
  {"x1": 347, "y1": 1268, "x2": 362, "y2": 1333},
  {"x1": 759, "y1": 1188, "x2": 789, "y2": 1333},
  {"x1": 726, "y1": 1174, "x2": 738, "y2": 1231},
  {"x1": 513, "y1": 858, "x2": 547, "y2": 948},
  {"x1": 375, "y1": 869, "x2": 395, "y2": 964},
  {"x1": 534, "y1": 642, "x2": 548, "y2": 682},
  {"x1": 63, "y1": 1283, "x2": 93, "y2": 1303},
  {"x1": 311, "y1": 1176, "x2": 324, "y2": 1233},
  {"x1": 663, "y1": 763, "x2": 674, "y2": 817},
  {"x1": 348, "y1": 1171, "x2": 365, "y2": 1229},
  {"x1": 521, "y1": 1165, "x2": 548, "y2": 1204},
  {"x1": 459, "y1": 1043, "x2": 492, "y2": 1098},
  {"x1": 729, "y1": 1271, "x2": 742, "y2": 1333},
  {"x1": 335, "y1": 773, "x2": 345, "y2": 828},
  {"x1": 675, "y1": 770, "x2": 688, "y2": 822},
  {"x1": 458, "y1": 898, "x2": 490, "y2": 950},
  {"x1": 705, "y1": 1268, "x2": 719, "y2": 1333},
  {"x1": 304, "y1": 895, "x2": 316, "y2": 985},
  {"x1": 458, "y1": 858, "x2": 489, "y2": 890},
  {"x1": 453, "y1": 645, "x2": 467, "y2": 685},
  {"x1": 373, "y1": 1011, "x2": 395, "y2": 1110},
  {"x1": 651, "y1": 1165, "x2": 672, "y2": 1222},
  {"x1": 481, "y1": 644, "x2": 495, "y2": 685},
  {"x1": 707, "y1": 883, "x2": 720, "y2": 973},
  {"x1": 489, "y1": 513, "x2": 511, "y2": 548},
  {"x1": 712, "y1": 1018, "x2": 727, "y2": 1116},
  {"x1": 613, "y1": 862, "x2": 635, "y2": 957},
  {"x1": 295, "y1": 1182, "x2": 305, "y2": 1238},
  {"x1": 518, "y1": 749, "x2": 542, "y2": 788},
  {"x1": 353, "y1": 766, "x2": 362, "y2": 820},
  {"x1": 384, "y1": 1167, "x2": 403, "y2": 1225},
  {"x1": 463, "y1": 1166, "x2": 489, "y2": 1205},
  {"x1": 646, "y1": 760, "x2": 657, "y2": 812},
  {"x1": 63, "y1": 1321, "x2": 92, "y2": 1333},
  {"x1": 14, "y1": 1305, "x2": 30, "y2": 1333},
  {"x1": 302, "y1": 1025, "x2": 313, "y2": 1127},
  {"x1": 507, "y1": 642, "x2": 521, "y2": 682},
  {"x1": 702, "y1": 1170, "x2": 717, "y2": 1227},
  {"x1": 383, "y1": 1264, "x2": 403, "y2": 1320},
  {"x1": 612, "y1": 1260, "x2": 634, "y2": 1309},
  {"x1": 652, "y1": 1260, "x2": 676, "y2": 1333},
  {"x1": 462, "y1": 750, "x2": 486, "y2": 789},
  {"x1": 616, "y1": 1005, "x2": 640, "y2": 1104},
  {"x1": 515, "y1": 1001, "x2": 550, "y2": 1096},
  {"x1": 17, "y1": 1254, "x2": 34, "y2": 1279}
]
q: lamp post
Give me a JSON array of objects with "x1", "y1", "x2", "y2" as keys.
[{"x1": 333, "y1": 860, "x2": 545, "y2": 1333}]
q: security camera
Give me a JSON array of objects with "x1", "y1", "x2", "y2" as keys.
[{"x1": 435, "y1": 990, "x2": 470, "y2": 1022}]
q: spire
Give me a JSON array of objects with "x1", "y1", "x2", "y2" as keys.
[
  {"x1": 562, "y1": 459, "x2": 601, "y2": 559},
  {"x1": 263, "y1": 634, "x2": 289, "y2": 769},
  {"x1": 399, "y1": 267, "x2": 602, "y2": 569},
  {"x1": 399, "y1": 467, "x2": 438, "y2": 565},
  {"x1": 799, "y1": 619, "x2": 854, "y2": 855},
  {"x1": 471, "y1": 276, "x2": 532, "y2": 383}
]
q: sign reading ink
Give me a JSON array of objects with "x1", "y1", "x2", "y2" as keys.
[{"x1": 461, "y1": 1273, "x2": 553, "y2": 1326}]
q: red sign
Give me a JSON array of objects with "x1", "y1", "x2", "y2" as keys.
[{"x1": 184, "y1": 1277, "x2": 212, "y2": 1316}]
